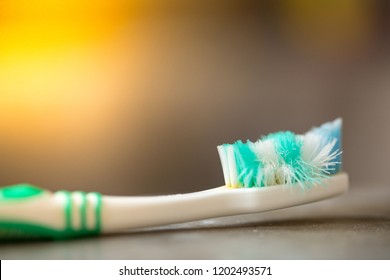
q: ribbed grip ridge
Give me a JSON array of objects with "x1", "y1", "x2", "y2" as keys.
[{"x1": 55, "y1": 191, "x2": 102, "y2": 238}]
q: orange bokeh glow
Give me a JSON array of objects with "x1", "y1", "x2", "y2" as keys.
[{"x1": 0, "y1": 0, "x2": 133, "y2": 143}]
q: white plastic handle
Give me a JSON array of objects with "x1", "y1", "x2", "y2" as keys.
[{"x1": 102, "y1": 172, "x2": 349, "y2": 232}]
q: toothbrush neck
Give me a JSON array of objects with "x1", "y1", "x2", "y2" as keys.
[{"x1": 100, "y1": 188, "x2": 235, "y2": 232}]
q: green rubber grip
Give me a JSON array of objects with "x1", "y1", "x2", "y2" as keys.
[
  {"x1": 0, "y1": 184, "x2": 103, "y2": 241},
  {"x1": 0, "y1": 184, "x2": 46, "y2": 201}
]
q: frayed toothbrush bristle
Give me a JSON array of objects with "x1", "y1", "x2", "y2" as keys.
[{"x1": 217, "y1": 119, "x2": 343, "y2": 188}]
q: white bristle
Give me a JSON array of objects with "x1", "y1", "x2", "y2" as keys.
[
  {"x1": 264, "y1": 165, "x2": 277, "y2": 186},
  {"x1": 302, "y1": 133, "x2": 340, "y2": 173},
  {"x1": 252, "y1": 139, "x2": 278, "y2": 164},
  {"x1": 217, "y1": 146, "x2": 231, "y2": 187},
  {"x1": 226, "y1": 145, "x2": 238, "y2": 187},
  {"x1": 280, "y1": 165, "x2": 294, "y2": 185}
]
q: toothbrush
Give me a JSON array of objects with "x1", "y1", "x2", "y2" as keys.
[{"x1": 0, "y1": 119, "x2": 348, "y2": 240}]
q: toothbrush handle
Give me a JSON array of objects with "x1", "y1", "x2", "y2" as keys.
[
  {"x1": 0, "y1": 173, "x2": 348, "y2": 239},
  {"x1": 101, "y1": 189, "x2": 231, "y2": 232},
  {"x1": 0, "y1": 184, "x2": 227, "y2": 239},
  {"x1": 101, "y1": 173, "x2": 349, "y2": 232},
  {"x1": 0, "y1": 184, "x2": 102, "y2": 240},
  {"x1": 0, "y1": 184, "x2": 220, "y2": 239}
]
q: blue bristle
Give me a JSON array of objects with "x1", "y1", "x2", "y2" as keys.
[{"x1": 307, "y1": 118, "x2": 342, "y2": 174}]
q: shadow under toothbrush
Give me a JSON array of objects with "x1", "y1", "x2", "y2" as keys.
[
  {"x1": 1, "y1": 216, "x2": 389, "y2": 260},
  {"x1": 112, "y1": 215, "x2": 390, "y2": 236}
]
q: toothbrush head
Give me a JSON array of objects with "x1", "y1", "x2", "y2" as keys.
[{"x1": 217, "y1": 119, "x2": 342, "y2": 188}]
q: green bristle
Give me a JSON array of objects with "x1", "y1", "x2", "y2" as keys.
[
  {"x1": 263, "y1": 131, "x2": 302, "y2": 185},
  {"x1": 264, "y1": 131, "x2": 302, "y2": 165},
  {"x1": 233, "y1": 140, "x2": 263, "y2": 188},
  {"x1": 263, "y1": 131, "x2": 321, "y2": 187}
]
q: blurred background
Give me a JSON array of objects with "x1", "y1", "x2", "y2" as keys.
[{"x1": 0, "y1": 0, "x2": 389, "y2": 195}]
